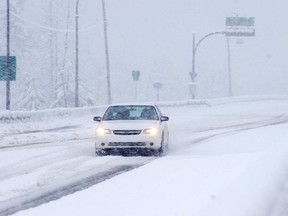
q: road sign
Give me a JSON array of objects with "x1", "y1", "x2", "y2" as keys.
[
  {"x1": 132, "y1": 70, "x2": 140, "y2": 81},
  {"x1": 0, "y1": 56, "x2": 16, "y2": 81},
  {"x1": 189, "y1": 72, "x2": 198, "y2": 81},
  {"x1": 224, "y1": 29, "x2": 255, "y2": 37},
  {"x1": 226, "y1": 17, "x2": 255, "y2": 27},
  {"x1": 153, "y1": 82, "x2": 163, "y2": 89}
]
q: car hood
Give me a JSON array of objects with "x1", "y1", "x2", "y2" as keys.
[{"x1": 99, "y1": 120, "x2": 159, "y2": 130}]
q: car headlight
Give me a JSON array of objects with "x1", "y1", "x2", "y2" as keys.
[
  {"x1": 143, "y1": 127, "x2": 159, "y2": 136},
  {"x1": 96, "y1": 127, "x2": 111, "y2": 136}
]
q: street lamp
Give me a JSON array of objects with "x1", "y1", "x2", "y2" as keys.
[
  {"x1": 75, "y1": 0, "x2": 80, "y2": 107},
  {"x1": 190, "y1": 17, "x2": 255, "y2": 100},
  {"x1": 190, "y1": 31, "x2": 225, "y2": 99}
]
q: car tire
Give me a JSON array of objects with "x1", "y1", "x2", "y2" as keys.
[{"x1": 156, "y1": 133, "x2": 165, "y2": 156}]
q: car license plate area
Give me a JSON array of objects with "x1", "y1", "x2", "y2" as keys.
[
  {"x1": 108, "y1": 142, "x2": 146, "y2": 146},
  {"x1": 113, "y1": 130, "x2": 141, "y2": 135}
]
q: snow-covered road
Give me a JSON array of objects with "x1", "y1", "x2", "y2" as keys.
[
  {"x1": 0, "y1": 139, "x2": 153, "y2": 215},
  {"x1": 1, "y1": 96, "x2": 288, "y2": 216}
]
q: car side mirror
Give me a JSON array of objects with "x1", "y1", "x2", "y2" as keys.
[
  {"x1": 160, "y1": 116, "x2": 169, "y2": 122},
  {"x1": 93, "y1": 116, "x2": 102, "y2": 122}
]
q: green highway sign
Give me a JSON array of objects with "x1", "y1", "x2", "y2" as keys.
[
  {"x1": 225, "y1": 17, "x2": 255, "y2": 37},
  {"x1": 224, "y1": 30, "x2": 255, "y2": 37},
  {"x1": 226, "y1": 17, "x2": 255, "y2": 27},
  {"x1": 0, "y1": 56, "x2": 16, "y2": 81},
  {"x1": 132, "y1": 70, "x2": 140, "y2": 81}
]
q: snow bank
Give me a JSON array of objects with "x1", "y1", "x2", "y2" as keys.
[
  {"x1": 0, "y1": 106, "x2": 107, "y2": 123},
  {"x1": 1, "y1": 95, "x2": 287, "y2": 123}
]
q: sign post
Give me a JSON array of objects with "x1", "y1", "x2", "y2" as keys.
[
  {"x1": 224, "y1": 17, "x2": 255, "y2": 96},
  {"x1": 132, "y1": 70, "x2": 140, "y2": 101},
  {"x1": 153, "y1": 82, "x2": 163, "y2": 101}
]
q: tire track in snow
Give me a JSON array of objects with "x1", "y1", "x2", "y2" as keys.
[
  {"x1": 171, "y1": 113, "x2": 288, "y2": 153},
  {"x1": 0, "y1": 164, "x2": 145, "y2": 216}
]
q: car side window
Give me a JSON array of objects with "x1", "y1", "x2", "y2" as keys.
[
  {"x1": 155, "y1": 105, "x2": 163, "y2": 116},
  {"x1": 140, "y1": 107, "x2": 158, "y2": 120}
]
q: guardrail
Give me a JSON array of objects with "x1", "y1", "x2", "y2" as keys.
[
  {"x1": 0, "y1": 106, "x2": 107, "y2": 123},
  {"x1": 0, "y1": 100, "x2": 208, "y2": 123},
  {"x1": 0, "y1": 96, "x2": 287, "y2": 123}
]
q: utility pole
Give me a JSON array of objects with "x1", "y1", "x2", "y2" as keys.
[
  {"x1": 75, "y1": 0, "x2": 79, "y2": 107},
  {"x1": 6, "y1": 0, "x2": 10, "y2": 110},
  {"x1": 102, "y1": 0, "x2": 112, "y2": 104}
]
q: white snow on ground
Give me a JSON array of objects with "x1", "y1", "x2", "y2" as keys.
[{"x1": 1, "y1": 96, "x2": 288, "y2": 216}]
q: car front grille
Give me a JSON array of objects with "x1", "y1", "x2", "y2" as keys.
[
  {"x1": 108, "y1": 142, "x2": 146, "y2": 147},
  {"x1": 113, "y1": 130, "x2": 141, "y2": 135}
]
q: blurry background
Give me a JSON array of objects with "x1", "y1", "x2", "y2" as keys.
[{"x1": 0, "y1": 0, "x2": 287, "y2": 110}]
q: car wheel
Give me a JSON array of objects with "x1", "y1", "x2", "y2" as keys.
[
  {"x1": 156, "y1": 133, "x2": 165, "y2": 156},
  {"x1": 163, "y1": 133, "x2": 169, "y2": 153}
]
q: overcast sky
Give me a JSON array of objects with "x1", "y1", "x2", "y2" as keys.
[{"x1": 80, "y1": 0, "x2": 288, "y2": 100}]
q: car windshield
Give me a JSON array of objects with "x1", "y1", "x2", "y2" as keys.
[{"x1": 102, "y1": 105, "x2": 159, "y2": 121}]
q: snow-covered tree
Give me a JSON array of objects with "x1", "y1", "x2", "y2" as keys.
[
  {"x1": 0, "y1": 1, "x2": 41, "y2": 110},
  {"x1": 50, "y1": 64, "x2": 74, "y2": 108},
  {"x1": 78, "y1": 82, "x2": 95, "y2": 107},
  {"x1": 0, "y1": 0, "x2": 96, "y2": 110},
  {"x1": 50, "y1": 63, "x2": 94, "y2": 108},
  {"x1": 36, "y1": 0, "x2": 75, "y2": 103},
  {"x1": 15, "y1": 74, "x2": 48, "y2": 110},
  {"x1": 0, "y1": 1, "x2": 28, "y2": 53}
]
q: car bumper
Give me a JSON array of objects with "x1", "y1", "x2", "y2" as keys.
[{"x1": 95, "y1": 134, "x2": 162, "y2": 150}]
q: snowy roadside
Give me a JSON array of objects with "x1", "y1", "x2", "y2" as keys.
[
  {"x1": 1, "y1": 95, "x2": 287, "y2": 148},
  {"x1": 0, "y1": 107, "x2": 107, "y2": 148}
]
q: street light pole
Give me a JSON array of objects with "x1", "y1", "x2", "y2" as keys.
[
  {"x1": 132, "y1": 70, "x2": 140, "y2": 101},
  {"x1": 6, "y1": 0, "x2": 10, "y2": 110},
  {"x1": 189, "y1": 33, "x2": 196, "y2": 99},
  {"x1": 75, "y1": 0, "x2": 80, "y2": 107},
  {"x1": 226, "y1": 36, "x2": 232, "y2": 96},
  {"x1": 191, "y1": 31, "x2": 225, "y2": 99},
  {"x1": 153, "y1": 82, "x2": 163, "y2": 102},
  {"x1": 102, "y1": 0, "x2": 112, "y2": 104},
  {"x1": 190, "y1": 17, "x2": 254, "y2": 99}
]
